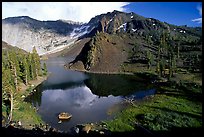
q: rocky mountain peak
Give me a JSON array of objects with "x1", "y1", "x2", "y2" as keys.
[
  {"x1": 3, "y1": 16, "x2": 39, "y2": 25},
  {"x1": 2, "y1": 10, "x2": 202, "y2": 57}
]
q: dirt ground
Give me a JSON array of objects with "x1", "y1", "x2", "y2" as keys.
[{"x1": 18, "y1": 76, "x2": 48, "y2": 94}]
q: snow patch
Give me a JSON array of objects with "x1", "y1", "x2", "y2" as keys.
[
  {"x1": 153, "y1": 23, "x2": 155, "y2": 26},
  {"x1": 109, "y1": 17, "x2": 114, "y2": 23},
  {"x1": 179, "y1": 30, "x2": 186, "y2": 33},
  {"x1": 70, "y1": 25, "x2": 90, "y2": 38},
  {"x1": 132, "y1": 28, "x2": 137, "y2": 32},
  {"x1": 117, "y1": 23, "x2": 127, "y2": 31},
  {"x1": 131, "y1": 16, "x2": 133, "y2": 19},
  {"x1": 42, "y1": 25, "x2": 93, "y2": 55}
]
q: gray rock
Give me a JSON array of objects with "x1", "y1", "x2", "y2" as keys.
[
  {"x1": 74, "y1": 127, "x2": 80, "y2": 134},
  {"x1": 99, "y1": 131, "x2": 104, "y2": 134}
]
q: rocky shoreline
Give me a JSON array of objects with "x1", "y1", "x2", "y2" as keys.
[
  {"x1": 2, "y1": 122, "x2": 112, "y2": 137},
  {"x1": 64, "y1": 64, "x2": 135, "y2": 75}
]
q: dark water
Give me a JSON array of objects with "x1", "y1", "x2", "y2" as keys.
[{"x1": 27, "y1": 57, "x2": 156, "y2": 132}]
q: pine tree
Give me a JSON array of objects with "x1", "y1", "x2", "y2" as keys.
[
  {"x1": 18, "y1": 53, "x2": 25, "y2": 83},
  {"x1": 177, "y1": 45, "x2": 180, "y2": 59},
  {"x1": 19, "y1": 54, "x2": 29, "y2": 85},
  {"x1": 2, "y1": 45, "x2": 46, "y2": 123},
  {"x1": 169, "y1": 54, "x2": 173, "y2": 79},
  {"x1": 147, "y1": 50, "x2": 153, "y2": 70},
  {"x1": 32, "y1": 47, "x2": 42, "y2": 78},
  {"x1": 166, "y1": 34, "x2": 175, "y2": 79},
  {"x1": 8, "y1": 51, "x2": 18, "y2": 91},
  {"x1": 156, "y1": 41, "x2": 162, "y2": 77},
  {"x1": 2, "y1": 55, "x2": 16, "y2": 123},
  {"x1": 23, "y1": 56, "x2": 29, "y2": 85},
  {"x1": 172, "y1": 55, "x2": 177, "y2": 75},
  {"x1": 43, "y1": 62, "x2": 48, "y2": 75},
  {"x1": 146, "y1": 35, "x2": 154, "y2": 70},
  {"x1": 28, "y1": 53, "x2": 35, "y2": 80}
]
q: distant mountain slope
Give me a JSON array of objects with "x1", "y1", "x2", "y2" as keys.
[
  {"x1": 2, "y1": 41, "x2": 28, "y2": 54},
  {"x1": 2, "y1": 16, "x2": 93, "y2": 55}
]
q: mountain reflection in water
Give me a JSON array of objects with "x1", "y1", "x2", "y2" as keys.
[{"x1": 27, "y1": 57, "x2": 156, "y2": 132}]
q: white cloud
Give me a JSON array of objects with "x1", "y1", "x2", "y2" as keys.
[
  {"x1": 192, "y1": 18, "x2": 202, "y2": 24},
  {"x1": 2, "y1": 2, "x2": 129, "y2": 23},
  {"x1": 192, "y1": 5, "x2": 202, "y2": 24}
]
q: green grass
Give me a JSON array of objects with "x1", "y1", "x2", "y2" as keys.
[
  {"x1": 105, "y1": 118, "x2": 135, "y2": 132},
  {"x1": 104, "y1": 80, "x2": 202, "y2": 133},
  {"x1": 15, "y1": 86, "x2": 45, "y2": 127},
  {"x1": 2, "y1": 104, "x2": 7, "y2": 117},
  {"x1": 13, "y1": 101, "x2": 44, "y2": 129},
  {"x1": 2, "y1": 93, "x2": 44, "y2": 129},
  {"x1": 3, "y1": 82, "x2": 45, "y2": 129}
]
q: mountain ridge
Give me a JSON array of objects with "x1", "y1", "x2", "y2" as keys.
[
  {"x1": 2, "y1": 10, "x2": 202, "y2": 67},
  {"x1": 65, "y1": 10, "x2": 202, "y2": 73}
]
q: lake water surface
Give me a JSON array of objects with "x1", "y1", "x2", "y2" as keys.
[{"x1": 27, "y1": 57, "x2": 156, "y2": 132}]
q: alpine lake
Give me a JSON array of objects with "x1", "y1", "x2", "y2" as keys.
[{"x1": 26, "y1": 57, "x2": 156, "y2": 132}]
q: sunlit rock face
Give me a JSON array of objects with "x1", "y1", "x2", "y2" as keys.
[{"x1": 2, "y1": 16, "x2": 92, "y2": 55}]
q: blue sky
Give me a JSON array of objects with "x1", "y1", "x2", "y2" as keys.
[
  {"x1": 2, "y1": 2, "x2": 202, "y2": 27},
  {"x1": 124, "y1": 2, "x2": 202, "y2": 27}
]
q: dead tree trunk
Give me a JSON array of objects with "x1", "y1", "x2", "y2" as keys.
[{"x1": 9, "y1": 92, "x2": 13, "y2": 123}]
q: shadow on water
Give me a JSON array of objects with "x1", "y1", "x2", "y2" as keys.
[
  {"x1": 40, "y1": 81, "x2": 85, "y2": 91},
  {"x1": 84, "y1": 73, "x2": 155, "y2": 97}
]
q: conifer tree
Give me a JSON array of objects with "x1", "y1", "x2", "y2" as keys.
[
  {"x1": 8, "y1": 51, "x2": 18, "y2": 91},
  {"x1": 19, "y1": 54, "x2": 29, "y2": 85},
  {"x1": 156, "y1": 40, "x2": 162, "y2": 77},
  {"x1": 146, "y1": 36, "x2": 154, "y2": 70},
  {"x1": 32, "y1": 47, "x2": 42, "y2": 78},
  {"x1": 2, "y1": 44, "x2": 47, "y2": 123},
  {"x1": 28, "y1": 52, "x2": 35, "y2": 80},
  {"x1": 23, "y1": 56, "x2": 29, "y2": 85},
  {"x1": 43, "y1": 62, "x2": 48, "y2": 75},
  {"x1": 147, "y1": 50, "x2": 153, "y2": 70},
  {"x1": 2, "y1": 55, "x2": 16, "y2": 123}
]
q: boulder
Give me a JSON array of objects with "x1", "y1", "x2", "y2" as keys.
[
  {"x1": 58, "y1": 112, "x2": 72, "y2": 120},
  {"x1": 82, "y1": 124, "x2": 92, "y2": 134}
]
